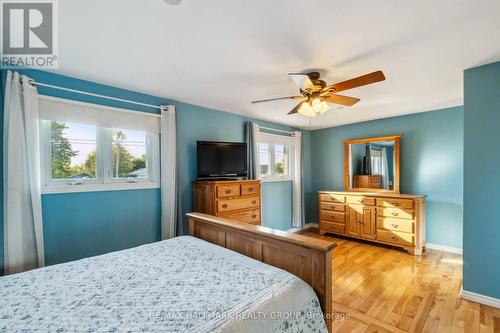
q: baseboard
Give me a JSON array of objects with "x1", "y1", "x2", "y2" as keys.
[
  {"x1": 461, "y1": 287, "x2": 500, "y2": 309},
  {"x1": 425, "y1": 243, "x2": 462, "y2": 254},
  {"x1": 287, "y1": 223, "x2": 318, "y2": 233}
]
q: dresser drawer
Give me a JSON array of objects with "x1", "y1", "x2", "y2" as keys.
[
  {"x1": 241, "y1": 183, "x2": 259, "y2": 196},
  {"x1": 216, "y1": 184, "x2": 241, "y2": 198},
  {"x1": 319, "y1": 193, "x2": 345, "y2": 203},
  {"x1": 320, "y1": 221, "x2": 345, "y2": 234},
  {"x1": 377, "y1": 229, "x2": 414, "y2": 247},
  {"x1": 346, "y1": 196, "x2": 375, "y2": 206},
  {"x1": 320, "y1": 202, "x2": 345, "y2": 212},
  {"x1": 218, "y1": 197, "x2": 259, "y2": 212},
  {"x1": 220, "y1": 209, "x2": 260, "y2": 224},
  {"x1": 321, "y1": 211, "x2": 345, "y2": 223},
  {"x1": 377, "y1": 217, "x2": 414, "y2": 233},
  {"x1": 377, "y1": 198, "x2": 414, "y2": 210},
  {"x1": 378, "y1": 207, "x2": 414, "y2": 220}
]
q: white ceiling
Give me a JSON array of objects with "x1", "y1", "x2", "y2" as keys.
[{"x1": 56, "y1": 0, "x2": 500, "y2": 130}]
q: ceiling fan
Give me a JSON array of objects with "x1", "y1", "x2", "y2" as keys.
[
  {"x1": 251, "y1": 70, "x2": 386, "y2": 117},
  {"x1": 163, "y1": 0, "x2": 182, "y2": 5}
]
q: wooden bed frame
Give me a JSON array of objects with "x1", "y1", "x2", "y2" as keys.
[{"x1": 187, "y1": 212, "x2": 336, "y2": 332}]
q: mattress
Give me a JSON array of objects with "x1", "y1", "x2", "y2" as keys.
[{"x1": 0, "y1": 236, "x2": 327, "y2": 332}]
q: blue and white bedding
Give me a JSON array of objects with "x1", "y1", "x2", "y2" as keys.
[{"x1": 0, "y1": 236, "x2": 327, "y2": 332}]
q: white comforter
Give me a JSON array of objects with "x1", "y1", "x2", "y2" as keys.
[{"x1": 0, "y1": 236, "x2": 327, "y2": 332}]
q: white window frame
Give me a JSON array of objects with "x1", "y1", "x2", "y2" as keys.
[
  {"x1": 255, "y1": 132, "x2": 293, "y2": 182},
  {"x1": 40, "y1": 120, "x2": 160, "y2": 194}
]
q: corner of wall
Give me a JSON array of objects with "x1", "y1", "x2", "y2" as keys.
[{"x1": 0, "y1": 69, "x2": 5, "y2": 275}]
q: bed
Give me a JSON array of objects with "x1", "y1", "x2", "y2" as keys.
[{"x1": 0, "y1": 213, "x2": 335, "y2": 332}]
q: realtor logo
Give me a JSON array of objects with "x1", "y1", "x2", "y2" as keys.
[{"x1": 1, "y1": 0, "x2": 58, "y2": 68}]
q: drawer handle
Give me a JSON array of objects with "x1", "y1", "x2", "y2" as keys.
[
  {"x1": 391, "y1": 202, "x2": 400, "y2": 206},
  {"x1": 391, "y1": 236, "x2": 398, "y2": 241},
  {"x1": 248, "y1": 187, "x2": 254, "y2": 192},
  {"x1": 222, "y1": 204, "x2": 228, "y2": 209},
  {"x1": 358, "y1": 221, "x2": 364, "y2": 224},
  {"x1": 225, "y1": 189, "x2": 232, "y2": 194},
  {"x1": 251, "y1": 214, "x2": 257, "y2": 219},
  {"x1": 331, "y1": 205, "x2": 336, "y2": 209},
  {"x1": 252, "y1": 200, "x2": 257, "y2": 204},
  {"x1": 358, "y1": 199, "x2": 363, "y2": 203},
  {"x1": 391, "y1": 212, "x2": 399, "y2": 217},
  {"x1": 391, "y1": 223, "x2": 399, "y2": 228}
]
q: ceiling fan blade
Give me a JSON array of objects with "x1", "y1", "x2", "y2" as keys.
[
  {"x1": 324, "y1": 71, "x2": 385, "y2": 93},
  {"x1": 288, "y1": 73, "x2": 315, "y2": 90},
  {"x1": 321, "y1": 94, "x2": 360, "y2": 106},
  {"x1": 287, "y1": 102, "x2": 305, "y2": 115},
  {"x1": 251, "y1": 96, "x2": 303, "y2": 104}
]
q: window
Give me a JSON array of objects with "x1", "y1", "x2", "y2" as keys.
[
  {"x1": 370, "y1": 149, "x2": 383, "y2": 175},
  {"x1": 111, "y1": 128, "x2": 148, "y2": 179},
  {"x1": 39, "y1": 97, "x2": 160, "y2": 193},
  {"x1": 49, "y1": 121, "x2": 97, "y2": 180},
  {"x1": 257, "y1": 141, "x2": 291, "y2": 181}
]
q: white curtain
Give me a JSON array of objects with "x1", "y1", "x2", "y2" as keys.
[
  {"x1": 160, "y1": 105, "x2": 177, "y2": 239},
  {"x1": 381, "y1": 147, "x2": 389, "y2": 188},
  {"x1": 3, "y1": 71, "x2": 45, "y2": 274},
  {"x1": 292, "y1": 131, "x2": 303, "y2": 228}
]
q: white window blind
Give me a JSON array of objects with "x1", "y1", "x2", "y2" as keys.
[{"x1": 38, "y1": 96, "x2": 161, "y2": 133}]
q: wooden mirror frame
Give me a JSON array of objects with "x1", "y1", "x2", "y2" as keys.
[{"x1": 343, "y1": 135, "x2": 402, "y2": 193}]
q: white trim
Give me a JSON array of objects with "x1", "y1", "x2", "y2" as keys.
[
  {"x1": 38, "y1": 95, "x2": 161, "y2": 118},
  {"x1": 42, "y1": 182, "x2": 160, "y2": 194},
  {"x1": 256, "y1": 124, "x2": 294, "y2": 135},
  {"x1": 256, "y1": 131, "x2": 294, "y2": 145},
  {"x1": 260, "y1": 177, "x2": 292, "y2": 183},
  {"x1": 426, "y1": 243, "x2": 463, "y2": 254},
  {"x1": 461, "y1": 288, "x2": 500, "y2": 309}
]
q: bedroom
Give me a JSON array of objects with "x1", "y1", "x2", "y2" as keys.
[{"x1": 0, "y1": 0, "x2": 499, "y2": 332}]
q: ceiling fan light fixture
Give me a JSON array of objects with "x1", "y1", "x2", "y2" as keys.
[
  {"x1": 298, "y1": 102, "x2": 316, "y2": 117},
  {"x1": 313, "y1": 101, "x2": 330, "y2": 114}
]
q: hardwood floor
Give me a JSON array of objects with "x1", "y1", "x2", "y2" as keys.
[{"x1": 296, "y1": 227, "x2": 500, "y2": 333}]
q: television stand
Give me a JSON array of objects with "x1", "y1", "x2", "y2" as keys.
[{"x1": 192, "y1": 179, "x2": 261, "y2": 225}]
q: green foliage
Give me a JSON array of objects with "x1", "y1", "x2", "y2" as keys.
[
  {"x1": 51, "y1": 121, "x2": 77, "y2": 178},
  {"x1": 132, "y1": 154, "x2": 146, "y2": 171},
  {"x1": 84, "y1": 150, "x2": 97, "y2": 177},
  {"x1": 274, "y1": 162, "x2": 284, "y2": 175},
  {"x1": 112, "y1": 129, "x2": 139, "y2": 178}
]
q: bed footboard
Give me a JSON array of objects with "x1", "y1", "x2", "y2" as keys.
[{"x1": 187, "y1": 212, "x2": 336, "y2": 332}]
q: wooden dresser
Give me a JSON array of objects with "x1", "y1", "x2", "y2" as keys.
[
  {"x1": 193, "y1": 180, "x2": 261, "y2": 225},
  {"x1": 353, "y1": 175, "x2": 382, "y2": 189},
  {"x1": 318, "y1": 191, "x2": 426, "y2": 255}
]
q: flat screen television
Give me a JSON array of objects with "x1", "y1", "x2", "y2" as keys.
[{"x1": 197, "y1": 141, "x2": 248, "y2": 179}]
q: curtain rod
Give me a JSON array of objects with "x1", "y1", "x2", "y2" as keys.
[
  {"x1": 21, "y1": 78, "x2": 165, "y2": 110},
  {"x1": 256, "y1": 124, "x2": 295, "y2": 135}
]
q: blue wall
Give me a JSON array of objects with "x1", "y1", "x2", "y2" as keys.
[
  {"x1": 309, "y1": 106, "x2": 464, "y2": 249},
  {"x1": 175, "y1": 101, "x2": 306, "y2": 234},
  {"x1": 0, "y1": 68, "x2": 305, "y2": 272},
  {"x1": 463, "y1": 61, "x2": 500, "y2": 299}
]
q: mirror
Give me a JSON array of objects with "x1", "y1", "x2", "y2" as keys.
[{"x1": 344, "y1": 135, "x2": 401, "y2": 193}]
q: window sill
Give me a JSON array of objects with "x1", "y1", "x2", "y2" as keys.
[
  {"x1": 42, "y1": 182, "x2": 160, "y2": 194},
  {"x1": 259, "y1": 178, "x2": 293, "y2": 183}
]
